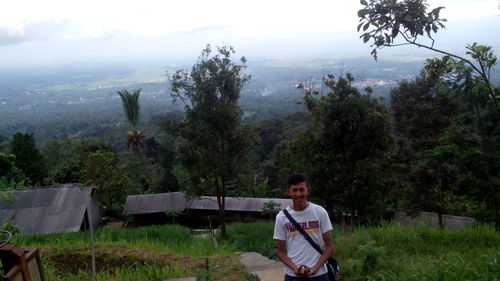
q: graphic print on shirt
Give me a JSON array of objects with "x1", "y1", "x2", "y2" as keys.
[{"x1": 285, "y1": 220, "x2": 320, "y2": 237}]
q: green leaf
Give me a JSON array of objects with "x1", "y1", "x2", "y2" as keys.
[
  {"x1": 404, "y1": 15, "x2": 413, "y2": 22},
  {"x1": 431, "y1": 7, "x2": 445, "y2": 19},
  {"x1": 432, "y1": 24, "x2": 438, "y2": 33},
  {"x1": 358, "y1": 9, "x2": 368, "y2": 18},
  {"x1": 363, "y1": 34, "x2": 371, "y2": 43},
  {"x1": 363, "y1": 22, "x2": 370, "y2": 31},
  {"x1": 357, "y1": 22, "x2": 364, "y2": 32},
  {"x1": 391, "y1": 26, "x2": 399, "y2": 38},
  {"x1": 360, "y1": 0, "x2": 368, "y2": 6}
]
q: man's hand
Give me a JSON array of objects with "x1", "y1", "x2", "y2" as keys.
[
  {"x1": 307, "y1": 264, "x2": 320, "y2": 276},
  {"x1": 295, "y1": 264, "x2": 310, "y2": 276},
  {"x1": 277, "y1": 240, "x2": 311, "y2": 277},
  {"x1": 308, "y1": 230, "x2": 334, "y2": 276}
]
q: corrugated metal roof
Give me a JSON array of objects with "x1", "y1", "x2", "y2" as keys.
[
  {"x1": 123, "y1": 192, "x2": 186, "y2": 215},
  {"x1": 187, "y1": 196, "x2": 291, "y2": 212},
  {"x1": 0, "y1": 184, "x2": 101, "y2": 234},
  {"x1": 123, "y1": 192, "x2": 291, "y2": 215}
]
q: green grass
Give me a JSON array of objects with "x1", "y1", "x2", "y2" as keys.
[
  {"x1": 226, "y1": 221, "x2": 277, "y2": 258},
  {"x1": 13, "y1": 224, "x2": 249, "y2": 281},
  {"x1": 43, "y1": 264, "x2": 190, "y2": 281},
  {"x1": 14, "y1": 224, "x2": 234, "y2": 256},
  {"x1": 12, "y1": 222, "x2": 499, "y2": 281},
  {"x1": 226, "y1": 221, "x2": 500, "y2": 281}
]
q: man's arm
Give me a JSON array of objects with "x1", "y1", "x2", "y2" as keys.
[
  {"x1": 276, "y1": 239, "x2": 308, "y2": 276},
  {"x1": 308, "y1": 230, "x2": 334, "y2": 276}
]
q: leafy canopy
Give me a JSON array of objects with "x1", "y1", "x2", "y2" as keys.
[
  {"x1": 117, "y1": 89, "x2": 141, "y2": 129},
  {"x1": 284, "y1": 74, "x2": 394, "y2": 221},
  {"x1": 168, "y1": 45, "x2": 251, "y2": 237}
]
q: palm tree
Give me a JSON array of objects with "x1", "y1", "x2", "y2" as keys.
[{"x1": 117, "y1": 89, "x2": 151, "y2": 183}]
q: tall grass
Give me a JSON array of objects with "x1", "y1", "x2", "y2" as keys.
[
  {"x1": 226, "y1": 221, "x2": 276, "y2": 258},
  {"x1": 44, "y1": 264, "x2": 191, "y2": 281},
  {"x1": 12, "y1": 222, "x2": 499, "y2": 281},
  {"x1": 14, "y1": 224, "x2": 234, "y2": 256},
  {"x1": 226, "y1": 221, "x2": 500, "y2": 281},
  {"x1": 14, "y1": 224, "x2": 252, "y2": 281}
]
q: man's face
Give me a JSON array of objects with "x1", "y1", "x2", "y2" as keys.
[{"x1": 287, "y1": 181, "x2": 310, "y2": 202}]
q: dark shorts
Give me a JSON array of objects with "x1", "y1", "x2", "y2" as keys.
[{"x1": 284, "y1": 273, "x2": 329, "y2": 281}]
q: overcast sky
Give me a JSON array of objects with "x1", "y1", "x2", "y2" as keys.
[{"x1": 0, "y1": 0, "x2": 498, "y2": 65}]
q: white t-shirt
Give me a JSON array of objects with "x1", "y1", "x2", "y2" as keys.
[{"x1": 273, "y1": 202, "x2": 333, "y2": 277}]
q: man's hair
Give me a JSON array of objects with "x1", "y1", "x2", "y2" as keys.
[{"x1": 287, "y1": 173, "x2": 307, "y2": 186}]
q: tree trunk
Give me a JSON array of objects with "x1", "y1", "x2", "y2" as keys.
[
  {"x1": 219, "y1": 207, "x2": 226, "y2": 239},
  {"x1": 438, "y1": 212, "x2": 444, "y2": 229},
  {"x1": 135, "y1": 146, "x2": 152, "y2": 184},
  {"x1": 216, "y1": 177, "x2": 227, "y2": 239},
  {"x1": 108, "y1": 194, "x2": 113, "y2": 210},
  {"x1": 350, "y1": 212, "x2": 355, "y2": 232},
  {"x1": 340, "y1": 215, "x2": 347, "y2": 233}
]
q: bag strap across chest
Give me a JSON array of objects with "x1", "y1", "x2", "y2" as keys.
[{"x1": 282, "y1": 208, "x2": 323, "y2": 255}]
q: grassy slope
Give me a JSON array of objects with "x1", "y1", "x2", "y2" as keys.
[
  {"x1": 226, "y1": 221, "x2": 500, "y2": 281},
  {"x1": 13, "y1": 224, "x2": 252, "y2": 281},
  {"x1": 12, "y1": 222, "x2": 499, "y2": 281}
]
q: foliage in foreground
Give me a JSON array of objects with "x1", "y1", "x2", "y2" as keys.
[{"x1": 227, "y1": 221, "x2": 500, "y2": 281}]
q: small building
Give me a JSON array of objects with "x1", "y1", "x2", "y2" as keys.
[
  {"x1": 395, "y1": 210, "x2": 476, "y2": 230},
  {"x1": 123, "y1": 192, "x2": 291, "y2": 227},
  {"x1": 0, "y1": 184, "x2": 101, "y2": 234}
]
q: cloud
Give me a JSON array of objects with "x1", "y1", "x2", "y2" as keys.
[
  {"x1": 0, "y1": 20, "x2": 69, "y2": 46},
  {"x1": 181, "y1": 25, "x2": 236, "y2": 34},
  {"x1": 0, "y1": 27, "x2": 23, "y2": 45}
]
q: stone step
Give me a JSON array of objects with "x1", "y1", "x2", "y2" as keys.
[
  {"x1": 239, "y1": 252, "x2": 284, "y2": 281},
  {"x1": 239, "y1": 252, "x2": 276, "y2": 267}
]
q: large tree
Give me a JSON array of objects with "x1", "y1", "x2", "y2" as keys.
[
  {"x1": 283, "y1": 74, "x2": 395, "y2": 223},
  {"x1": 9, "y1": 133, "x2": 47, "y2": 185},
  {"x1": 81, "y1": 150, "x2": 133, "y2": 214},
  {"x1": 358, "y1": 0, "x2": 499, "y2": 226},
  {"x1": 390, "y1": 63, "x2": 459, "y2": 227},
  {"x1": 168, "y1": 45, "x2": 250, "y2": 238},
  {"x1": 390, "y1": 62, "x2": 456, "y2": 152},
  {"x1": 117, "y1": 89, "x2": 152, "y2": 184},
  {"x1": 42, "y1": 138, "x2": 112, "y2": 184}
]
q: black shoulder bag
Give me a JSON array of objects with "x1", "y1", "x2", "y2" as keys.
[{"x1": 283, "y1": 209, "x2": 340, "y2": 281}]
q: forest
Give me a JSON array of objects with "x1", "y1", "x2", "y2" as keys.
[{"x1": 0, "y1": 0, "x2": 499, "y2": 233}]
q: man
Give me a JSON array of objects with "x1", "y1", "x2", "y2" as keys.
[{"x1": 273, "y1": 173, "x2": 334, "y2": 281}]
